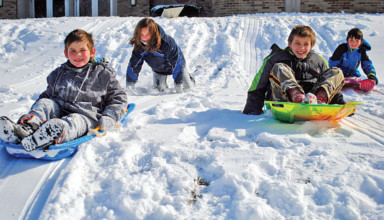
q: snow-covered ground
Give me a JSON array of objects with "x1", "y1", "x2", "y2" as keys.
[{"x1": 0, "y1": 13, "x2": 384, "y2": 219}]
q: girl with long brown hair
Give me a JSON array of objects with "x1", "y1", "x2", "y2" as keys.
[{"x1": 126, "y1": 18, "x2": 194, "y2": 93}]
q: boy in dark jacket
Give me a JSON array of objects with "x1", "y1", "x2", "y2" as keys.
[
  {"x1": 126, "y1": 18, "x2": 194, "y2": 93},
  {"x1": 243, "y1": 25, "x2": 345, "y2": 115},
  {"x1": 0, "y1": 29, "x2": 128, "y2": 151},
  {"x1": 329, "y1": 28, "x2": 378, "y2": 91}
]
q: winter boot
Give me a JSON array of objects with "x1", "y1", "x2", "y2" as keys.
[
  {"x1": 0, "y1": 114, "x2": 41, "y2": 144},
  {"x1": 0, "y1": 116, "x2": 21, "y2": 143},
  {"x1": 288, "y1": 88, "x2": 305, "y2": 103},
  {"x1": 175, "y1": 83, "x2": 183, "y2": 93},
  {"x1": 315, "y1": 89, "x2": 328, "y2": 104},
  {"x1": 154, "y1": 73, "x2": 168, "y2": 92},
  {"x1": 175, "y1": 71, "x2": 196, "y2": 93},
  {"x1": 181, "y1": 70, "x2": 195, "y2": 91},
  {"x1": 126, "y1": 82, "x2": 138, "y2": 95},
  {"x1": 17, "y1": 114, "x2": 42, "y2": 136},
  {"x1": 21, "y1": 119, "x2": 64, "y2": 152}
]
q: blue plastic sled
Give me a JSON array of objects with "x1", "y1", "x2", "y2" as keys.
[{"x1": 1, "y1": 103, "x2": 135, "y2": 161}]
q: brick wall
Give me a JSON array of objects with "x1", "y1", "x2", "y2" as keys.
[
  {"x1": 99, "y1": 0, "x2": 110, "y2": 16},
  {"x1": 211, "y1": 0, "x2": 285, "y2": 16},
  {"x1": 301, "y1": 0, "x2": 384, "y2": 13},
  {"x1": 118, "y1": 0, "x2": 151, "y2": 16},
  {"x1": 0, "y1": 0, "x2": 18, "y2": 19}
]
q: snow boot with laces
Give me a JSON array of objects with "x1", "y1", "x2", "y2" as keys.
[
  {"x1": 0, "y1": 114, "x2": 42, "y2": 144},
  {"x1": 21, "y1": 119, "x2": 64, "y2": 152}
]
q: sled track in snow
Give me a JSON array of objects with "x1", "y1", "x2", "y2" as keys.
[
  {"x1": 239, "y1": 18, "x2": 261, "y2": 78},
  {"x1": 0, "y1": 157, "x2": 69, "y2": 219},
  {"x1": 127, "y1": 91, "x2": 185, "y2": 117},
  {"x1": 341, "y1": 113, "x2": 384, "y2": 145}
]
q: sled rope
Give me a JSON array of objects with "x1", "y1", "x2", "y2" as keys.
[{"x1": 88, "y1": 123, "x2": 123, "y2": 137}]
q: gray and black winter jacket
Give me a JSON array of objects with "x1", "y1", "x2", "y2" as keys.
[{"x1": 38, "y1": 61, "x2": 128, "y2": 123}]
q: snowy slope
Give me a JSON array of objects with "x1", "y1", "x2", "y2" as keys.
[{"x1": 0, "y1": 14, "x2": 383, "y2": 219}]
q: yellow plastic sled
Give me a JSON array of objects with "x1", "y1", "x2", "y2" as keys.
[{"x1": 264, "y1": 101, "x2": 363, "y2": 123}]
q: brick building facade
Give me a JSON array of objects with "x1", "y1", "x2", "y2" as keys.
[
  {"x1": 300, "y1": 0, "x2": 384, "y2": 13},
  {"x1": 1, "y1": 0, "x2": 384, "y2": 19},
  {"x1": 0, "y1": 0, "x2": 18, "y2": 19}
]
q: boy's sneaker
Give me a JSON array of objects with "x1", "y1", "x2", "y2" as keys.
[
  {"x1": 21, "y1": 119, "x2": 64, "y2": 152},
  {"x1": 304, "y1": 93, "x2": 317, "y2": 104},
  {"x1": 288, "y1": 88, "x2": 305, "y2": 103},
  {"x1": 0, "y1": 115, "x2": 41, "y2": 144}
]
